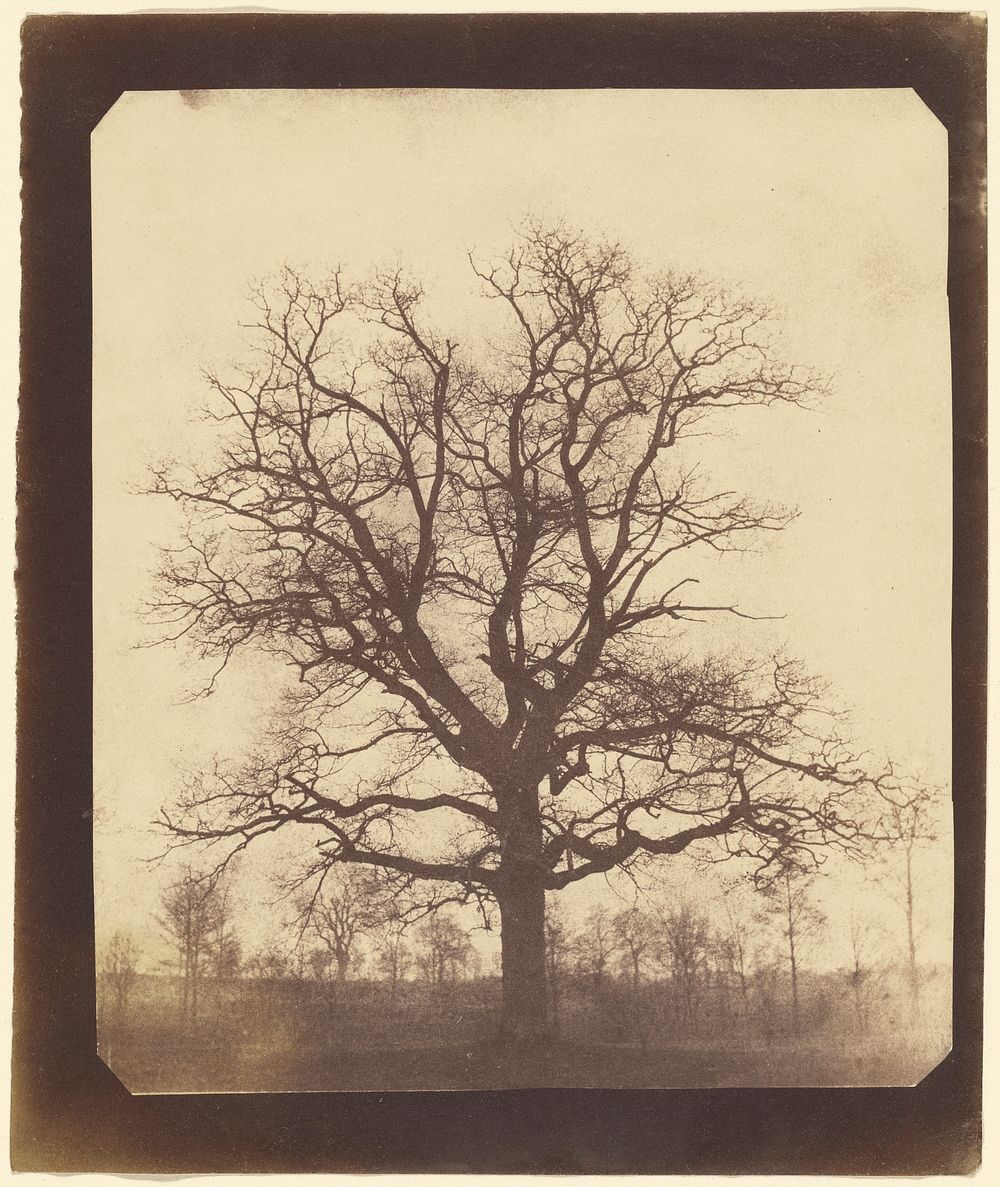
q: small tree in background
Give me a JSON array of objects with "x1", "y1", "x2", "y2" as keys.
[
  {"x1": 210, "y1": 918, "x2": 242, "y2": 979},
  {"x1": 158, "y1": 865, "x2": 231, "y2": 1025},
  {"x1": 306, "y1": 945, "x2": 334, "y2": 984},
  {"x1": 612, "y1": 905, "x2": 656, "y2": 995},
  {"x1": 717, "y1": 882, "x2": 761, "y2": 1023},
  {"x1": 572, "y1": 906, "x2": 621, "y2": 990},
  {"x1": 543, "y1": 897, "x2": 572, "y2": 1031},
  {"x1": 878, "y1": 787, "x2": 943, "y2": 1015},
  {"x1": 99, "y1": 930, "x2": 140, "y2": 1030},
  {"x1": 374, "y1": 918, "x2": 412, "y2": 1004},
  {"x1": 660, "y1": 902, "x2": 711, "y2": 1027},
  {"x1": 415, "y1": 911, "x2": 474, "y2": 988},
  {"x1": 846, "y1": 897, "x2": 885, "y2": 1031},
  {"x1": 764, "y1": 859, "x2": 826, "y2": 1037},
  {"x1": 245, "y1": 942, "x2": 294, "y2": 981},
  {"x1": 299, "y1": 866, "x2": 387, "y2": 985}
]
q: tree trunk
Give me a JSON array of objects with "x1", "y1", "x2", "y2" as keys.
[
  {"x1": 496, "y1": 791, "x2": 548, "y2": 1079},
  {"x1": 549, "y1": 971, "x2": 561, "y2": 1035},
  {"x1": 191, "y1": 940, "x2": 200, "y2": 1024},
  {"x1": 851, "y1": 967, "x2": 866, "y2": 1029},
  {"x1": 736, "y1": 957, "x2": 749, "y2": 1023},
  {"x1": 497, "y1": 882, "x2": 547, "y2": 1066},
  {"x1": 180, "y1": 951, "x2": 189, "y2": 1021},
  {"x1": 336, "y1": 952, "x2": 349, "y2": 984},
  {"x1": 785, "y1": 880, "x2": 800, "y2": 1037},
  {"x1": 904, "y1": 846, "x2": 920, "y2": 1016}
]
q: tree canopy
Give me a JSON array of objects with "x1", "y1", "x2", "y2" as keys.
[{"x1": 151, "y1": 225, "x2": 914, "y2": 1045}]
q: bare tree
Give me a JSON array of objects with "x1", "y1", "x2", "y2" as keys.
[
  {"x1": 717, "y1": 884, "x2": 758, "y2": 1021},
  {"x1": 660, "y1": 902, "x2": 711, "y2": 1025},
  {"x1": 151, "y1": 224, "x2": 914, "y2": 1063},
  {"x1": 244, "y1": 942, "x2": 294, "y2": 981},
  {"x1": 878, "y1": 787, "x2": 942, "y2": 1014},
  {"x1": 707, "y1": 937, "x2": 737, "y2": 1023},
  {"x1": 612, "y1": 905, "x2": 655, "y2": 993},
  {"x1": 543, "y1": 896, "x2": 571, "y2": 1031},
  {"x1": 846, "y1": 897, "x2": 885, "y2": 1031},
  {"x1": 572, "y1": 906, "x2": 621, "y2": 989},
  {"x1": 209, "y1": 907, "x2": 242, "y2": 979},
  {"x1": 764, "y1": 860, "x2": 825, "y2": 1037},
  {"x1": 158, "y1": 865, "x2": 230, "y2": 1024},
  {"x1": 374, "y1": 919, "x2": 412, "y2": 1004},
  {"x1": 99, "y1": 930, "x2": 140, "y2": 1029},
  {"x1": 415, "y1": 911, "x2": 473, "y2": 987},
  {"x1": 299, "y1": 866, "x2": 386, "y2": 984},
  {"x1": 306, "y1": 945, "x2": 334, "y2": 984}
]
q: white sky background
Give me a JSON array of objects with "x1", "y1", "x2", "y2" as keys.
[{"x1": 93, "y1": 89, "x2": 952, "y2": 972}]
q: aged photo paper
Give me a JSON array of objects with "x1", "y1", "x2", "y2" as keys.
[{"x1": 92, "y1": 88, "x2": 953, "y2": 1095}]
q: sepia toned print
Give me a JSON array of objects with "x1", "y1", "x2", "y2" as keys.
[{"x1": 93, "y1": 89, "x2": 952, "y2": 1092}]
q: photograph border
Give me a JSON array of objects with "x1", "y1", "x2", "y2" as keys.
[{"x1": 15, "y1": 12, "x2": 986, "y2": 1174}]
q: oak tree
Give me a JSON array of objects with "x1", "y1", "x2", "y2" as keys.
[{"x1": 152, "y1": 225, "x2": 908, "y2": 1063}]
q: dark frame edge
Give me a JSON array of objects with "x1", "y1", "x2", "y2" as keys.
[{"x1": 14, "y1": 10, "x2": 986, "y2": 1175}]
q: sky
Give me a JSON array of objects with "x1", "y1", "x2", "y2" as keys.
[{"x1": 92, "y1": 88, "x2": 952, "y2": 975}]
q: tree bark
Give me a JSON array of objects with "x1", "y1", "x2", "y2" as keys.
[{"x1": 496, "y1": 791, "x2": 548, "y2": 1078}]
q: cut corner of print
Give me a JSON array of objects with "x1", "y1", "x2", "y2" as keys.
[
  {"x1": 95, "y1": 1039, "x2": 137, "y2": 1097},
  {"x1": 908, "y1": 1035, "x2": 954, "y2": 1088}
]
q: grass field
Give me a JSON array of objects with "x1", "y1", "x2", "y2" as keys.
[{"x1": 99, "y1": 971, "x2": 949, "y2": 1093}]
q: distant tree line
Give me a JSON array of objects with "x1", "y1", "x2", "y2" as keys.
[{"x1": 99, "y1": 799, "x2": 945, "y2": 1055}]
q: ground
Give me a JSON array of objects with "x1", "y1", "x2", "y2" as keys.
[{"x1": 99, "y1": 972, "x2": 950, "y2": 1093}]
